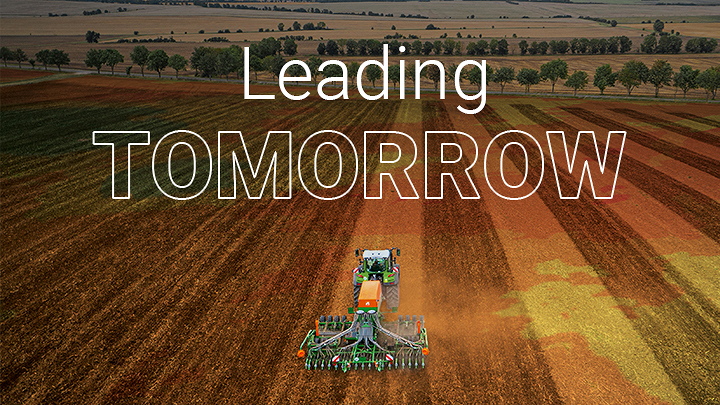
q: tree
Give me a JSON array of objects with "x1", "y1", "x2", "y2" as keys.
[
  {"x1": 641, "y1": 34, "x2": 657, "y2": 54},
  {"x1": 85, "y1": 30, "x2": 100, "y2": 43},
  {"x1": 264, "y1": 55, "x2": 285, "y2": 81},
  {"x1": 653, "y1": 20, "x2": 664, "y2": 33},
  {"x1": 696, "y1": 67, "x2": 720, "y2": 100},
  {"x1": 168, "y1": 54, "x2": 188, "y2": 79},
  {"x1": 516, "y1": 68, "x2": 540, "y2": 93},
  {"x1": 388, "y1": 64, "x2": 401, "y2": 90},
  {"x1": 686, "y1": 38, "x2": 717, "y2": 54},
  {"x1": 564, "y1": 70, "x2": 588, "y2": 96},
  {"x1": 497, "y1": 39, "x2": 509, "y2": 55},
  {"x1": 493, "y1": 66, "x2": 515, "y2": 93},
  {"x1": 35, "y1": 49, "x2": 51, "y2": 70},
  {"x1": 29, "y1": 59, "x2": 36, "y2": 68},
  {"x1": 348, "y1": 61, "x2": 361, "y2": 86},
  {"x1": 657, "y1": 35, "x2": 682, "y2": 54},
  {"x1": 0, "y1": 47, "x2": 13, "y2": 67},
  {"x1": 443, "y1": 39, "x2": 456, "y2": 55},
  {"x1": 411, "y1": 40, "x2": 422, "y2": 55},
  {"x1": 593, "y1": 64, "x2": 617, "y2": 95},
  {"x1": 307, "y1": 56, "x2": 322, "y2": 84},
  {"x1": 425, "y1": 65, "x2": 442, "y2": 91},
  {"x1": 648, "y1": 59, "x2": 673, "y2": 97},
  {"x1": 618, "y1": 60, "x2": 649, "y2": 95},
  {"x1": 519, "y1": 40, "x2": 528, "y2": 55},
  {"x1": 85, "y1": 49, "x2": 107, "y2": 74},
  {"x1": 346, "y1": 39, "x2": 358, "y2": 56},
  {"x1": 130, "y1": 45, "x2": 150, "y2": 77},
  {"x1": 432, "y1": 40, "x2": 442, "y2": 55},
  {"x1": 317, "y1": 42, "x2": 326, "y2": 55},
  {"x1": 278, "y1": 22, "x2": 284, "y2": 32},
  {"x1": 673, "y1": 65, "x2": 699, "y2": 97},
  {"x1": 467, "y1": 65, "x2": 490, "y2": 91},
  {"x1": 104, "y1": 49, "x2": 124, "y2": 75},
  {"x1": 422, "y1": 41, "x2": 433, "y2": 56},
  {"x1": 14, "y1": 49, "x2": 27, "y2": 68},
  {"x1": 49, "y1": 49, "x2": 70, "y2": 72},
  {"x1": 325, "y1": 40, "x2": 339, "y2": 56},
  {"x1": 249, "y1": 54, "x2": 264, "y2": 80},
  {"x1": 539, "y1": 59, "x2": 568, "y2": 93},
  {"x1": 293, "y1": 21, "x2": 301, "y2": 31},
  {"x1": 147, "y1": 49, "x2": 169, "y2": 78},
  {"x1": 366, "y1": 64, "x2": 382, "y2": 88},
  {"x1": 217, "y1": 47, "x2": 241, "y2": 80},
  {"x1": 283, "y1": 39, "x2": 297, "y2": 56}
]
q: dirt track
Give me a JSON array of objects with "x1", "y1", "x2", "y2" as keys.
[{"x1": 1, "y1": 75, "x2": 719, "y2": 404}]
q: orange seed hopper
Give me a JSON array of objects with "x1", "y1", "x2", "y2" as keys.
[{"x1": 357, "y1": 280, "x2": 382, "y2": 311}]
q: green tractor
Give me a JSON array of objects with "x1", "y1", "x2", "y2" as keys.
[{"x1": 297, "y1": 248, "x2": 429, "y2": 371}]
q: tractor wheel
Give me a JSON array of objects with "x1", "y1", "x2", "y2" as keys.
[
  {"x1": 353, "y1": 284, "x2": 361, "y2": 307},
  {"x1": 383, "y1": 283, "x2": 399, "y2": 310}
]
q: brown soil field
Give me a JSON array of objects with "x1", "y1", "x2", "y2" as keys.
[
  {"x1": 0, "y1": 67, "x2": 56, "y2": 83},
  {"x1": 1, "y1": 74, "x2": 719, "y2": 404}
]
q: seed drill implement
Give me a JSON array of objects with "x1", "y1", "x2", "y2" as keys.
[{"x1": 297, "y1": 248, "x2": 429, "y2": 371}]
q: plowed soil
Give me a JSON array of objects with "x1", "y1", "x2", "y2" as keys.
[{"x1": 1, "y1": 76, "x2": 719, "y2": 404}]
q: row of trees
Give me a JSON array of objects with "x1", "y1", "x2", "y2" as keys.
[
  {"x1": 5, "y1": 45, "x2": 719, "y2": 100},
  {"x1": 482, "y1": 59, "x2": 720, "y2": 100},
  {"x1": 1, "y1": 47, "x2": 70, "y2": 71}
]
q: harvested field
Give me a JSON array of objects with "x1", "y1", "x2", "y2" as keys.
[{"x1": 1, "y1": 74, "x2": 719, "y2": 404}]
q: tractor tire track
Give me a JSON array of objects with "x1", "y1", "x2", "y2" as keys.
[
  {"x1": 423, "y1": 100, "x2": 562, "y2": 404},
  {"x1": 499, "y1": 103, "x2": 720, "y2": 404},
  {"x1": 610, "y1": 107, "x2": 720, "y2": 149},
  {"x1": 561, "y1": 106, "x2": 720, "y2": 179}
]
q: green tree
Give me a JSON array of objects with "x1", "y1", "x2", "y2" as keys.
[
  {"x1": 35, "y1": 49, "x2": 51, "y2": 70},
  {"x1": 366, "y1": 64, "x2": 382, "y2": 88},
  {"x1": 539, "y1": 59, "x2": 568, "y2": 93},
  {"x1": 278, "y1": 22, "x2": 284, "y2": 32},
  {"x1": 29, "y1": 59, "x2": 36, "y2": 68},
  {"x1": 672, "y1": 65, "x2": 699, "y2": 98},
  {"x1": 0, "y1": 47, "x2": 13, "y2": 67},
  {"x1": 422, "y1": 41, "x2": 433, "y2": 56},
  {"x1": 14, "y1": 48, "x2": 27, "y2": 68},
  {"x1": 325, "y1": 40, "x2": 339, "y2": 56},
  {"x1": 564, "y1": 70, "x2": 588, "y2": 96},
  {"x1": 467, "y1": 65, "x2": 490, "y2": 91},
  {"x1": 217, "y1": 47, "x2": 241, "y2": 80},
  {"x1": 519, "y1": 40, "x2": 528, "y2": 55},
  {"x1": 432, "y1": 40, "x2": 443, "y2": 55},
  {"x1": 249, "y1": 54, "x2": 264, "y2": 80},
  {"x1": 283, "y1": 39, "x2": 297, "y2": 56},
  {"x1": 516, "y1": 68, "x2": 540, "y2": 93},
  {"x1": 104, "y1": 49, "x2": 124, "y2": 75},
  {"x1": 648, "y1": 59, "x2": 673, "y2": 97},
  {"x1": 424, "y1": 65, "x2": 444, "y2": 91},
  {"x1": 348, "y1": 61, "x2": 361, "y2": 86},
  {"x1": 411, "y1": 40, "x2": 422, "y2": 55},
  {"x1": 293, "y1": 21, "x2": 301, "y2": 31},
  {"x1": 641, "y1": 34, "x2": 657, "y2": 54},
  {"x1": 307, "y1": 56, "x2": 323, "y2": 84},
  {"x1": 85, "y1": 30, "x2": 100, "y2": 43},
  {"x1": 593, "y1": 64, "x2": 617, "y2": 95},
  {"x1": 147, "y1": 49, "x2": 169, "y2": 78},
  {"x1": 696, "y1": 67, "x2": 720, "y2": 100},
  {"x1": 493, "y1": 66, "x2": 514, "y2": 94},
  {"x1": 346, "y1": 39, "x2": 358, "y2": 56},
  {"x1": 653, "y1": 20, "x2": 664, "y2": 33},
  {"x1": 84, "y1": 49, "x2": 107, "y2": 74},
  {"x1": 618, "y1": 60, "x2": 649, "y2": 95},
  {"x1": 49, "y1": 49, "x2": 70, "y2": 72},
  {"x1": 168, "y1": 54, "x2": 188, "y2": 79},
  {"x1": 130, "y1": 45, "x2": 150, "y2": 77},
  {"x1": 317, "y1": 42, "x2": 326, "y2": 56},
  {"x1": 388, "y1": 64, "x2": 401, "y2": 90}
]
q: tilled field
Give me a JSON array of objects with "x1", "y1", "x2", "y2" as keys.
[{"x1": 1, "y1": 75, "x2": 719, "y2": 404}]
